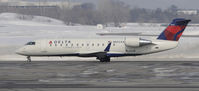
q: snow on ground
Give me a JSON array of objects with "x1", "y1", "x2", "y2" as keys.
[
  {"x1": 0, "y1": 13, "x2": 65, "y2": 26},
  {"x1": 0, "y1": 13, "x2": 199, "y2": 61}
]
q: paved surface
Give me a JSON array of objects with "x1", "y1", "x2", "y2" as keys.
[{"x1": 1, "y1": 61, "x2": 199, "y2": 91}]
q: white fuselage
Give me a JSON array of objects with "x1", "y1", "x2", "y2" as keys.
[{"x1": 16, "y1": 37, "x2": 178, "y2": 57}]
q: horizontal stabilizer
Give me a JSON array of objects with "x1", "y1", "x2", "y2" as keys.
[
  {"x1": 96, "y1": 33, "x2": 199, "y2": 37},
  {"x1": 96, "y1": 32, "x2": 141, "y2": 36}
]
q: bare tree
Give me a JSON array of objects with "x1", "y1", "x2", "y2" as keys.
[{"x1": 98, "y1": 0, "x2": 130, "y2": 26}]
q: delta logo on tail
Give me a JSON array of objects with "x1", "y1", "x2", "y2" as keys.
[{"x1": 157, "y1": 18, "x2": 191, "y2": 41}]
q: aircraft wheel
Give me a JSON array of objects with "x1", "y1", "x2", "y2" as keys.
[
  {"x1": 99, "y1": 57, "x2": 110, "y2": 62},
  {"x1": 27, "y1": 56, "x2": 31, "y2": 62}
]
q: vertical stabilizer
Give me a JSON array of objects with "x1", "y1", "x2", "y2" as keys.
[{"x1": 157, "y1": 18, "x2": 191, "y2": 41}]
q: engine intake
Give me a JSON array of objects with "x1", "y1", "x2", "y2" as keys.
[{"x1": 125, "y1": 38, "x2": 152, "y2": 47}]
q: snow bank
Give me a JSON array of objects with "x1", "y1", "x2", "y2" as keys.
[{"x1": 0, "y1": 13, "x2": 65, "y2": 26}]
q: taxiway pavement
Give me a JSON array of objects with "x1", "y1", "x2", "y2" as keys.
[{"x1": 0, "y1": 61, "x2": 199, "y2": 91}]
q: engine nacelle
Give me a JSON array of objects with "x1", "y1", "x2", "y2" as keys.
[{"x1": 125, "y1": 38, "x2": 152, "y2": 47}]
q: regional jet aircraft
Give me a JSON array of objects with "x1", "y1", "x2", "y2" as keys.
[{"x1": 16, "y1": 18, "x2": 191, "y2": 62}]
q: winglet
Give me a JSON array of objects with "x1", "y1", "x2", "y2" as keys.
[{"x1": 104, "y1": 41, "x2": 112, "y2": 52}]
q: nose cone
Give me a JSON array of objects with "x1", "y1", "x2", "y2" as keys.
[{"x1": 16, "y1": 48, "x2": 25, "y2": 55}]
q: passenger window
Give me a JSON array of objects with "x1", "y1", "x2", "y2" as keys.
[
  {"x1": 97, "y1": 43, "x2": 100, "y2": 46},
  {"x1": 113, "y1": 44, "x2": 115, "y2": 46},
  {"x1": 102, "y1": 43, "x2": 104, "y2": 46},
  {"x1": 71, "y1": 44, "x2": 73, "y2": 46},
  {"x1": 77, "y1": 44, "x2": 79, "y2": 46},
  {"x1": 82, "y1": 44, "x2": 84, "y2": 46},
  {"x1": 60, "y1": 44, "x2": 62, "y2": 46},
  {"x1": 66, "y1": 44, "x2": 68, "y2": 46},
  {"x1": 55, "y1": 44, "x2": 57, "y2": 46},
  {"x1": 92, "y1": 43, "x2": 94, "y2": 46},
  {"x1": 87, "y1": 44, "x2": 89, "y2": 46}
]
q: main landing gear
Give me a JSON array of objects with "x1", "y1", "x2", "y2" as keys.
[
  {"x1": 97, "y1": 57, "x2": 110, "y2": 62},
  {"x1": 27, "y1": 56, "x2": 31, "y2": 62}
]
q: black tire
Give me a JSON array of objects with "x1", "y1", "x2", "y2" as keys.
[
  {"x1": 99, "y1": 57, "x2": 110, "y2": 62},
  {"x1": 105, "y1": 57, "x2": 110, "y2": 62}
]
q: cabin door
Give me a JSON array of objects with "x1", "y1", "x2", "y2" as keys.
[{"x1": 40, "y1": 40, "x2": 47, "y2": 53}]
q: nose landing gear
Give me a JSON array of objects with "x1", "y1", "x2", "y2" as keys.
[{"x1": 27, "y1": 56, "x2": 31, "y2": 62}]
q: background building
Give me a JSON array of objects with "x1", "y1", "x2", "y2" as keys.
[{"x1": 177, "y1": 9, "x2": 198, "y2": 15}]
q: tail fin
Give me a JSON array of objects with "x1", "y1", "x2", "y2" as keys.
[{"x1": 157, "y1": 18, "x2": 191, "y2": 41}]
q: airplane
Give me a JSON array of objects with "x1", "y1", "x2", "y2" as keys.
[{"x1": 16, "y1": 18, "x2": 191, "y2": 62}]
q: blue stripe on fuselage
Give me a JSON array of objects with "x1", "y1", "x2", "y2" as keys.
[{"x1": 106, "y1": 53, "x2": 142, "y2": 57}]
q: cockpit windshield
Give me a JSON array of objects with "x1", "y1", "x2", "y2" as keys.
[{"x1": 26, "y1": 42, "x2": 36, "y2": 45}]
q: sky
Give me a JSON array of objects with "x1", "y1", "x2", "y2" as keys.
[{"x1": 25, "y1": 0, "x2": 199, "y2": 9}]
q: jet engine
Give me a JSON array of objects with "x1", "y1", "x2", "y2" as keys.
[{"x1": 124, "y1": 38, "x2": 152, "y2": 47}]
